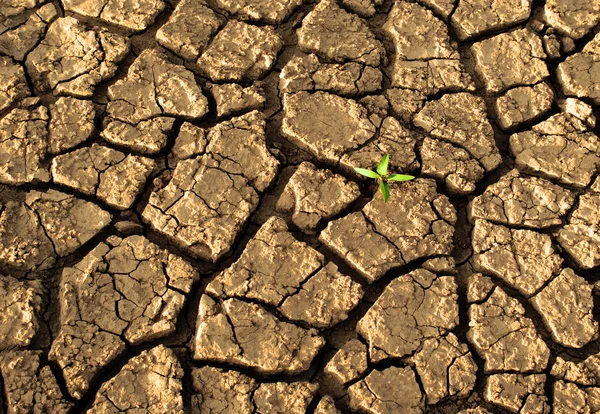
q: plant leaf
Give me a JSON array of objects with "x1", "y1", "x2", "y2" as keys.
[
  {"x1": 388, "y1": 174, "x2": 415, "y2": 182},
  {"x1": 379, "y1": 180, "x2": 390, "y2": 203},
  {"x1": 354, "y1": 167, "x2": 380, "y2": 179},
  {"x1": 376, "y1": 154, "x2": 389, "y2": 176}
]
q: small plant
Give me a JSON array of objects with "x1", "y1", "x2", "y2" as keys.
[{"x1": 354, "y1": 154, "x2": 415, "y2": 202}]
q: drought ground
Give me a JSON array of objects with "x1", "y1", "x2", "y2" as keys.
[{"x1": 0, "y1": 0, "x2": 600, "y2": 412}]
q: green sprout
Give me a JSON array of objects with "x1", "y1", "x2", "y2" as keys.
[{"x1": 354, "y1": 154, "x2": 415, "y2": 202}]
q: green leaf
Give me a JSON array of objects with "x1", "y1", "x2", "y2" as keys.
[
  {"x1": 354, "y1": 167, "x2": 380, "y2": 179},
  {"x1": 379, "y1": 181, "x2": 390, "y2": 203},
  {"x1": 376, "y1": 154, "x2": 389, "y2": 176},
  {"x1": 388, "y1": 174, "x2": 415, "y2": 182}
]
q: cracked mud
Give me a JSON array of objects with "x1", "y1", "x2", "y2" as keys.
[{"x1": 1, "y1": 0, "x2": 600, "y2": 413}]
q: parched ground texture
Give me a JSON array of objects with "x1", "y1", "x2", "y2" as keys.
[{"x1": 2, "y1": 0, "x2": 600, "y2": 413}]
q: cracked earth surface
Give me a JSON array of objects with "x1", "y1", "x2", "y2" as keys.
[{"x1": 1, "y1": 0, "x2": 600, "y2": 413}]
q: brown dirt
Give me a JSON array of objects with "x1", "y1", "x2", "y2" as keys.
[{"x1": 1, "y1": 0, "x2": 600, "y2": 413}]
